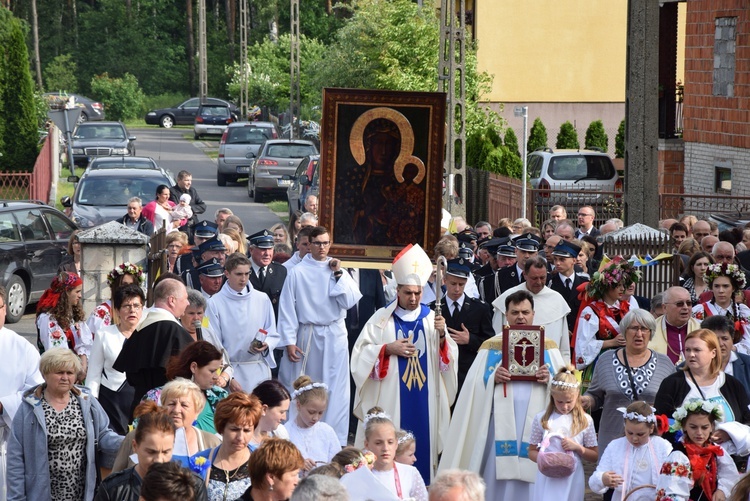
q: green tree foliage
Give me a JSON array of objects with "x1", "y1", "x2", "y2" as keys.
[
  {"x1": 226, "y1": 34, "x2": 326, "y2": 115},
  {"x1": 527, "y1": 117, "x2": 548, "y2": 153},
  {"x1": 615, "y1": 119, "x2": 626, "y2": 158},
  {"x1": 504, "y1": 127, "x2": 520, "y2": 157},
  {"x1": 312, "y1": 0, "x2": 502, "y2": 139},
  {"x1": 556, "y1": 121, "x2": 580, "y2": 149},
  {"x1": 90, "y1": 73, "x2": 145, "y2": 121},
  {"x1": 0, "y1": 11, "x2": 39, "y2": 171},
  {"x1": 584, "y1": 119, "x2": 608, "y2": 152},
  {"x1": 44, "y1": 54, "x2": 78, "y2": 93}
]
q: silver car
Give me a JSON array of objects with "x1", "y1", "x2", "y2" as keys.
[
  {"x1": 216, "y1": 122, "x2": 277, "y2": 186},
  {"x1": 247, "y1": 139, "x2": 318, "y2": 203}
]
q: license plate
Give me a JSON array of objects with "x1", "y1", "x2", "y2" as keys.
[
  {"x1": 277, "y1": 179, "x2": 292, "y2": 187},
  {"x1": 236, "y1": 166, "x2": 250, "y2": 173}
]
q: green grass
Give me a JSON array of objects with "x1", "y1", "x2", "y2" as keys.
[
  {"x1": 265, "y1": 200, "x2": 290, "y2": 223},
  {"x1": 55, "y1": 167, "x2": 85, "y2": 211}
]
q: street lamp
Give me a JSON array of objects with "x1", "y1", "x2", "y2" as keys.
[{"x1": 514, "y1": 106, "x2": 528, "y2": 219}]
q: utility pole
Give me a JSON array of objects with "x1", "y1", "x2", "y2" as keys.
[
  {"x1": 198, "y1": 0, "x2": 208, "y2": 102},
  {"x1": 290, "y1": 0, "x2": 301, "y2": 139},
  {"x1": 438, "y1": 0, "x2": 466, "y2": 218},
  {"x1": 239, "y1": 0, "x2": 249, "y2": 120}
]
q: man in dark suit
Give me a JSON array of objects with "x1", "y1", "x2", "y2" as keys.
[
  {"x1": 575, "y1": 205, "x2": 601, "y2": 239},
  {"x1": 247, "y1": 229, "x2": 287, "y2": 319},
  {"x1": 433, "y1": 258, "x2": 494, "y2": 393},
  {"x1": 479, "y1": 238, "x2": 516, "y2": 304},
  {"x1": 176, "y1": 220, "x2": 218, "y2": 276},
  {"x1": 547, "y1": 240, "x2": 588, "y2": 335},
  {"x1": 181, "y1": 235, "x2": 226, "y2": 290},
  {"x1": 495, "y1": 233, "x2": 541, "y2": 295},
  {"x1": 701, "y1": 315, "x2": 750, "y2": 399}
]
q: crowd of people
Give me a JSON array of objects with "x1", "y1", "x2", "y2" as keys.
[{"x1": 8, "y1": 188, "x2": 750, "y2": 500}]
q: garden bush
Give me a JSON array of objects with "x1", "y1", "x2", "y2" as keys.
[
  {"x1": 527, "y1": 117, "x2": 547, "y2": 153},
  {"x1": 90, "y1": 73, "x2": 145, "y2": 121},
  {"x1": 556, "y1": 121, "x2": 580, "y2": 149},
  {"x1": 584, "y1": 119, "x2": 608, "y2": 152}
]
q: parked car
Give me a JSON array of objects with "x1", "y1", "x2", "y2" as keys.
[
  {"x1": 145, "y1": 97, "x2": 240, "y2": 128},
  {"x1": 0, "y1": 201, "x2": 78, "y2": 323},
  {"x1": 70, "y1": 121, "x2": 136, "y2": 167},
  {"x1": 43, "y1": 92, "x2": 106, "y2": 123},
  {"x1": 247, "y1": 139, "x2": 318, "y2": 203},
  {"x1": 216, "y1": 122, "x2": 277, "y2": 186},
  {"x1": 87, "y1": 156, "x2": 161, "y2": 171},
  {"x1": 286, "y1": 154, "x2": 320, "y2": 217},
  {"x1": 528, "y1": 148, "x2": 622, "y2": 206},
  {"x1": 709, "y1": 212, "x2": 750, "y2": 232},
  {"x1": 62, "y1": 166, "x2": 175, "y2": 228},
  {"x1": 194, "y1": 103, "x2": 233, "y2": 140}
]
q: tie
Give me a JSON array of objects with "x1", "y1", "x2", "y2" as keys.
[
  {"x1": 258, "y1": 267, "x2": 265, "y2": 286},
  {"x1": 565, "y1": 278, "x2": 572, "y2": 290},
  {"x1": 453, "y1": 301, "x2": 460, "y2": 318}
]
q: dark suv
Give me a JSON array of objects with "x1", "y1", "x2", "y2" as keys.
[
  {"x1": 194, "y1": 104, "x2": 233, "y2": 140},
  {"x1": 0, "y1": 202, "x2": 78, "y2": 323},
  {"x1": 70, "y1": 121, "x2": 136, "y2": 166}
]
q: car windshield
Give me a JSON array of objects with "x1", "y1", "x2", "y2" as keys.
[
  {"x1": 90, "y1": 160, "x2": 155, "y2": 169},
  {"x1": 265, "y1": 144, "x2": 317, "y2": 158},
  {"x1": 75, "y1": 125, "x2": 125, "y2": 140},
  {"x1": 200, "y1": 106, "x2": 230, "y2": 118},
  {"x1": 548, "y1": 155, "x2": 614, "y2": 181},
  {"x1": 227, "y1": 128, "x2": 269, "y2": 145},
  {"x1": 75, "y1": 176, "x2": 168, "y2": 206}
]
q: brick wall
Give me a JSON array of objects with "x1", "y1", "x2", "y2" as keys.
[
  {"x1": 659, "y1": 139, "x2": 685, "y2": 194},
  {"x1": 683, "y1": 0, "x2": 750, "y2": 148},
  {"x1": 684, "y1": 141, "x2": 750, "y2": 193}
]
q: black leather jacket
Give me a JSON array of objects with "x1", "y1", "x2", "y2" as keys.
[{"x1": 94, "y1": 466, "x2": 208, "y2": 501}]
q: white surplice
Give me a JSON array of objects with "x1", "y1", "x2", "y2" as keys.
[
  {"x1": 206, "y1": 281, "x2": 278, "y2": 393},
  {"x1": 277, "y1": 254, "x2": 362, "y2": 445},
  {"x1": 0, "y1": 327, "x2": 43, "y2": 501},
  {"x1": 352, "y1": 302, "x2": 458, "y2": 483}
]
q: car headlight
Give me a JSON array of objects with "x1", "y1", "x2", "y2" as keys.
[
  {"x1": 112, "y1": 147, "x2": 128, "y2": 154},
  {"x1": 147, "y1": 111, "x2": 156, "y2": 116},
  {"x1": 72, "y1": 211, "x2": 95, "y2": 227},
  {"x1": 71, "y1": 148, "x2": 84, "y2": 154}
]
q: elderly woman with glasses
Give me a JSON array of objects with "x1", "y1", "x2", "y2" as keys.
[
  {"x1": 7, "y1": 348, "x2": 123, "y2": 501},
  {"x1": 86, "y1": 285, "x2": 145, "y2": 437},
  {"x1": 581, "y1": 309, "x2": 675, "y2": 456}
]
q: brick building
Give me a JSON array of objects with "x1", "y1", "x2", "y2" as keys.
[{"x1": 670, "y1": 0, "x2": 750, "y2": 212}]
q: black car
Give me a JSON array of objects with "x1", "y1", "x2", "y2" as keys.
[
  {"x1": 194, "y1": 104, "x2": 233, "y2": 140},
  {"x1": 43, "y1": 92, "x2": 106, "y2": 123},
  {"x1": 145, "y1": 97, "x2": 240, "y2": 128},
  {"x1": 70, "y1": 122, "x2": 136, "y2": 167},
  {"x1": 286, "y1": 154, "x2": 319, "y2": 217},
  {"x1": 0, "y1": 201, "x2": 78, "y2": 323}
]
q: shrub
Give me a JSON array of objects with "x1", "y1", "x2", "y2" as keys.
[
  {"x1": 44, "y1": 54, "x2": 79, "y2": 94},
  {"x1": 556, "y1": 121, "x2": 580, "y2": 149},
  {"x1": 0, "y1": 13, "x2": 39, "y2": 171},
  {"x1": 584, "y1": 119, "x2": 608, "y2": 152},
  {"x1": 615, "y1": 119, "x2": 625, "y2": 158},
  {"x1": 90, "y1": 73, "x2": 145, "y2": 121},
  {"x1": 486, "y1": 126, "x2": 502, "y2": 148},
  {"x1": 501, "y1": 146, "x2": 523, "y2": 178},
  {"x1": 504, "y1": 127, "x2": 520, "y2": 157},
  {"x1": 527, "y1": 117, "x2": 547, "y2": 153}
]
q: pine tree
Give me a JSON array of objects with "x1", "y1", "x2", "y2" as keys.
[
  {"x1": 556, "y1": 121, "x2": 580, "y2": 149},
  {"x1": 527, "y1": 117, "x2": 548, "y2": 153},
  {"x1": 615, "y1": 119, "x2": 626, "y2": 158},
  {"x1": 504, "y1": 127, "x2": 520, "y2": 157},
  {"x1": 584, "y1": 119, "x2": 609, "y2": 152}
]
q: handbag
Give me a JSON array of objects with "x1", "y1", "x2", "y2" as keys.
[{"x1": 536, "y1": 432, "x2": 576, "y2": 478}]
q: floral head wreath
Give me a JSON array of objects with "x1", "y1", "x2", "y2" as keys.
[
  {"x1": 291, "y1": 382, "x2": 328, "y2": 400},
  {"x1": 36, "y1": 272, "x2": 83, "y2": 313},
  {"x1": 398, "y1": 431, "x2": 415, "y2": 446},
  {"x1": 585, "y1": 256, "x2": 641, "y2": 300},
  {"x1": 363, "y1": 411, "x2": 391, "y2": 426},
  {"x1": 344, "y1": 451, "x2": 376, "y2": 473},
  {"x1": 705, "y1": 262, "x2": 747, "y2": 290},
  {"x1": 671, "y1": 399, "x2": 723, "y2": 432},
  {"x1": 617, "y1": 406, "x2": 657, "y2": 424},
  {"x1": 107, "y1": 262, "x2": 145, "y2": 286}
]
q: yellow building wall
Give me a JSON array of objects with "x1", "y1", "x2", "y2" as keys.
[{"x1": 476, "y1": 0, "x2": 629, "y2": 103}]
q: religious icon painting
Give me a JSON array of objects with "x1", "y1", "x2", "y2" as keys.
[
  {"x1": 501, "y1": 325, "x2": 545, "y2": 381},
  {"x1": 318, "y1": 88, "x2": 446, "y2": 266}
]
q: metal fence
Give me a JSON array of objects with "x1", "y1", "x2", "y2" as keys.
[{"x1": 528, "y1": 185, "x2": 624, "y2": 228}]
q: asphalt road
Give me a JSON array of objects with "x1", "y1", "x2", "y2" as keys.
[{"x1": 10, "y1": 126, "x2": 282, "y2": 345}]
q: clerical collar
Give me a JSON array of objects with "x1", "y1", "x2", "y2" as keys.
[{"x1": 395, "y1": 305, "x2": 421, "y2": 321}]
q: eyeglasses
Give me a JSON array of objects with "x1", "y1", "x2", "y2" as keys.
[
  {"x1": 121, "y1": 303, "x2": 143, "y2": 311},
  {"x1": 666, "y1": 301, "x2": 691, "y2": 308},
  {"x1": 626, "y1": 326, "x2": 650, "y2": 333},
  {"x1": 311, "y1": 241, "x2": 330, "y2": 247}
]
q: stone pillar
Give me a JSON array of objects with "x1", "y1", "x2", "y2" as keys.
[
  {"x1": 77, "y1": 221, "x2": 149, "y2": 316},
  {"x1": 624, "y1": 0, "x2": 660, "y2": 228}
]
